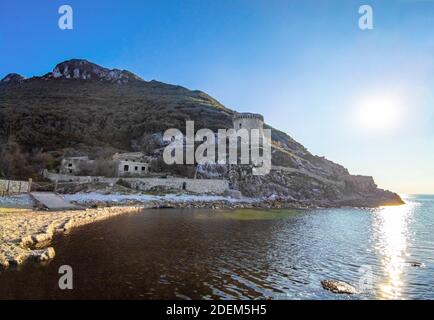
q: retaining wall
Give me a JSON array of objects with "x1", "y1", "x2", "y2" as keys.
[
  {"x1": 44, "y1": 171, "x2": 229, "y2": 195},
  {"x1": 0, "y1": 179, "x2": 31, "y2": 195}
]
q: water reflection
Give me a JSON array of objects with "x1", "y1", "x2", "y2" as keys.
[
  {"x1": 373, "y1": 200, "x2": 416, "y2": 299},
  {"x1": 1, "y1": 199, "x2": 432, "y2": 300}
]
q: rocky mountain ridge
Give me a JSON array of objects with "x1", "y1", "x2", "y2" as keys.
[
  {"x1": 1, "y1": 73, "x2": 25, "y2": 83},
  {"x1": 1, "y1": 59, "x2": 144, "y2": 85}
]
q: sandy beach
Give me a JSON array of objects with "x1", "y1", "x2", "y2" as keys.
[
  {"x1": 0, "y1": 193, "x2": 258, "y2": 270},
  {"x1": 0, "y1": 205, "x2": 147, "y2": 269}
]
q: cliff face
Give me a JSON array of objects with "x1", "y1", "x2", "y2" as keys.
[
  {"x1": 0, "y1": 59, "x2": 403, "y2": 207},
  {"x1": 226, "y1": 166, "x2": 403, "y2": 207}
]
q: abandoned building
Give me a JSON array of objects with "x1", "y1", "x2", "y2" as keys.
[
  {"x1": 60, "y1": 154, "x2": 149, "y2": 177},
  {"x1": 116, "y1": 160, "x2": 149, "y2": 176},
  {"x1": 59, "y1": 157, "x2": 91, "y2": 175},
  {"x1": 112, "y1": 152, "x2": 146, "y2": 162}
]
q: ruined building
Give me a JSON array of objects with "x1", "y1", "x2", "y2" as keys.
[{"x1": 60, "y1": 153, "x2": 149, "y2": 177}]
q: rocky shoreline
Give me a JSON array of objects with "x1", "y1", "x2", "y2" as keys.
[
  {"x1": 0, "y1": 197, "x2": 271, "y2": 270},
  {"x1": 0, "y1": 205, "x2": 141, "y2": 270},
  {"x1": 0, "y1": 192, "x2": 404, "y2": 271}
]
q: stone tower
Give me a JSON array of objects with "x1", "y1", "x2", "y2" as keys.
[
  {"x1": 232, "y1": 113, "x2": 264, "y2": 132},
  {"x1": 231, "y1": 112, "x2": 270, "y2": 175}
]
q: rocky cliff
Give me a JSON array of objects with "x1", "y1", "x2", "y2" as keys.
[{"x1": 0, "y1": 59, "x2": 403, "y2": 207}]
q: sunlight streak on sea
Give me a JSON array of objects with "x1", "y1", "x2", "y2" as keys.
[{"x1": 373, "y1": 197, "x2": 418, "y2": 299}]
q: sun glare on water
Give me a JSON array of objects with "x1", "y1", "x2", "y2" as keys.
[{"x1": 373, "y1": 201, "x2": 416, "y2": 299}]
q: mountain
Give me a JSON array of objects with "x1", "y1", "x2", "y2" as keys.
[
  {"x1": 44, "y1": 59, "x2": 144, "y2": 83},
  {"x1": 0, "y1": 59, "x2": 403, "y2": 206},
  {"x1": 1, "y1": 73, "x2": 24, "y2": 83}
]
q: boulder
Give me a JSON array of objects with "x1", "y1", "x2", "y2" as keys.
[
  {"x1": 32, "y1": 233, "x2": 52, "y2": 244},
  {"x1": 408, "y1": 261, "x2": 424, "y2": 267},
  {"x1": 321, "y1": 280, "x2": 358, "y2": 294},
  {"x1": 224, "y1": 189, "x2": 242, "y2": 199},
  {"x1": 30, "y1": 247, "x2": 56, "y2": 262},
  {"x1": 40, "y1": 247, "x2": 56, "y2": 261},
  {"x1": 21, "y1": 235, "x2": 34, "y2": 247}
]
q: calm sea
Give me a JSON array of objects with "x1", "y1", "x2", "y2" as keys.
[{"x1": 0, "y1": 194, "x2": 433, "y2": 300}]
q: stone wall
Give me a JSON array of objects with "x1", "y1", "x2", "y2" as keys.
[
  {"x1": 44, "y1": 171, "x2": 229, "y2": 195},
  {"x1": 185, "y1": 179, "x2": 229, "y2": 194},
  {"x1": 127, "y1": 178, "x2": 229, "y2": 194},
  {"x1": 0, "y1": 179, "x2": 31, "y2": 195},
  {"x1": 44, "y1": 171, "x2": 118, "y2": 184}
]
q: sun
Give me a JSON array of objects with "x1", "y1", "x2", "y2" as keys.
[{"x1": 354, "y1": 94, "x2": 404, "y2": 133}]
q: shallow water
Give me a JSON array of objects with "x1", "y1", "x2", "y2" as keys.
[{"x1": 0, "y1": 195, "x2": 433, "y2": 300}]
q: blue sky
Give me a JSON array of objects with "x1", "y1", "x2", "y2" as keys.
[{"x1": 1, "y1": 0, "x2": 433, "y2": 194}]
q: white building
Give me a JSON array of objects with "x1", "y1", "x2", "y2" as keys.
[{"x1": 59, "y1": 155, "x2": 149, "y2": 177}]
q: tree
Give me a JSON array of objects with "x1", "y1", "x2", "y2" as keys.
[{"x1": 0, "y1": 137, "x2": 32, "y2": 179}]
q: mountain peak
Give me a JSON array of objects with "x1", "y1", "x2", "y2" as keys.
[
  {"x1": 1, "y1": 73, "x2": 25, "y2": 83},
  {"x1": 45, "y1": 59, "x2": 144, "y2": 84}
]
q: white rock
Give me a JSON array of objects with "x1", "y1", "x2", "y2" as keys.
[
  {"x1": 32, "y1": 233, "x2": 51, "y2": 243},
  {"x1": 31, "y1": 247, "x2": 56, "y2": 262}
]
